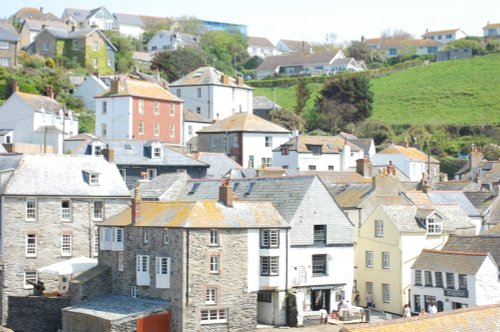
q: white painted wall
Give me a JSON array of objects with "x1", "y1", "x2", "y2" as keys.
[
  {"x1": 118, "y1": 24, "x2": 144, "y2": 38},
  {"x1": 95, "y1": 96, "x2": 132, "y2": 138},
  {"x1": 74, "y1": 76, "x2": 108, "y2": 111},
  {"x1": 147, "y1": 31, "x2": 172, "y2": 51},
  {"x1": 183, "y1": 121, "x2": 210, "y2": 145},
  {"x1": 242, "y1": 132, "x2": 290, "y2": 169},
  {"x1": 272, "y1": 148, "x2": 364, "y2": 171}
]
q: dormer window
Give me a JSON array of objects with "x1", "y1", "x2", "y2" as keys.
[
  {"x1": 91, "y1": 142, "x2": 105, "y2": 156},
  {"x1": 416, "y1": 210, "x2": 443, "y2": 234},
  {"x1": 281, "y1": 146, "x2": 289, "y2": 155},
  {"x1": 307, "y1": 144, "x2": 322, "y2": 156},
  {"x1": 150, "y1": 142, "x2": 162, "y2": 159},
  {"x1": 83, "y1": 171, "x2": 100, "y2": 185},
  {"x1": 153, "y1": 147, "x2": 161, "y2": 158}
]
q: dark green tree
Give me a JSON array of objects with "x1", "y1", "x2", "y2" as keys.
[
  {"x1": 269, "y1": 108, "x2": 305, "y2": 131},
  {"x1": 294, "y1": 78, "x2": 311, "y2": 116},
  {"x1": 347, "y1": 41, "x2": 373, "y2": 63},
  {"x1": 151, "y1": 46, "x2": 208, "y2": 82},
  {"x1": 314, "y1": 75, "x2": 373, "y2": 133},
  {"x1": 200, "y1": 30, "x2": 248, "y2": 75}
]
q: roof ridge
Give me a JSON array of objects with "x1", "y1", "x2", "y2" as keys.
[{"x1": 423, "y1": 248, "x2": 489, "y2": 256}]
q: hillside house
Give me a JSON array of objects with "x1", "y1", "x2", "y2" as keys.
[
  {"x1": 421, "y1": 28, "x2": 467, "y2": 44},
  {"x1": 113, "y1": 13, "x2": 144, "y2": 38},
  {"x1": 0, "y1": 28, "x2": 19, "y2": 67},
  {"x1": 483, "y1": 22, "x2": 500, "y2": 39},
  {"x1": 363, "y1": 37, "x2": 445, "y2": 58},
  {"x1": 147, "y1": 30, "x2": 199, "y2": 52},
  {"x1": 247, "y1": 36, "x2": 278, "y2": 57},
  {"x1": 170, "y1": 67, "x2": 253, "y2": 121},
  {"x1": 61, "y1": 7, "x2": 115, "y2": 31},
  {"x1": 10, "y1": 7, "x2": 59, "y2": 25},
  {"x1": 19, "y1": 19, "x2": 70, "y2": 48},
  {"x1": 275, "y1": 39, "x2": 311, "y2": 53},
  {"x1": 95, "y1": 77, "x2": 183, "y2": 144}
]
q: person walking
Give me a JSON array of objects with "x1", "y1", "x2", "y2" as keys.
[
  {"x1": 402, "y1": 304, "x2": 411, "y2": 318},
  {"x1": 319, "y1": 308, "x2": 328, "y2": 324},
  {"x1": 365, "y1": 292, "x2": 374, "y2": 308},
  {"x1": 354, "y1": 291, "x2": 361, "y2": 307},
  {"x1": 428, "y1": 301, "x2": 437, "y2": 314}
]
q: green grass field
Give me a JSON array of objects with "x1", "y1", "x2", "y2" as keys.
[{"x1": 253, "y1": 53, "x2": 500, "y2": 125}]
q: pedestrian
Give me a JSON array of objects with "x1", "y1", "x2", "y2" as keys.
[
  {"x1": 319, "y1": 308, "x2": 328, "y2": 324},
  {"x1": 419, "y1": 308, "x2": 427, "y2": 316},
  {"x1": 428, "y1": 301, "x2": 437, "y2": 314},
  {"x1": 402, "y1": 304, "x2": 411, "y2": 318},
  {"x1": 354, "y1": 291, "x2": 361, "y2": 307},
  {"x1": 365, "y1": 292, "x2": 374, "y2": 308}
]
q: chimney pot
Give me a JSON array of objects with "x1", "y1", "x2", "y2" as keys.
[
  {"x1": 219, "y1": 179, "x2": 233, "y2": 207},
  {"x1": 132, "y1": 184, "x2": 142, "y2": 222},
  {"x1": 102, "y1": 148, "x2": 115, "y2": 162}
]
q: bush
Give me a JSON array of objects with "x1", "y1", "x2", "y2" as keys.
[{"x1": 45, "y1": 57, "x2": 55, "y2": 69}]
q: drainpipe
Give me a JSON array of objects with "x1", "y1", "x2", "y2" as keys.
[
  {"x1": 185, "y1": 229, "x2": 190, "y2": 306},
  {"x1": 285, "y1": 228, "x2": 289, "y2": 325}
]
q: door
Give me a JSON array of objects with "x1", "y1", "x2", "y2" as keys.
[
  {"x1": 137, "y1": 311, "x2": 171, "y2": 332},
  {"x1": 310, "y1": 289, "x2": 330, "y2": 312}
]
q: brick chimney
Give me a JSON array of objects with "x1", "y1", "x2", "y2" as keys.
[
  {"x1": 386, "y1": 160, "x2": 396, "y2": 176},
  {"x1": 356, "y1": 155, "x2": 372, "y2": 178},
  {"x1": 131, "y1": 185, "x2": 142, "y2": 223},
  {"x1": 102, "y1": 148, "x2": 115, "y2": 162},
  {"x1": 219, "y1": 178, "x2": 233, "y2": 208},
  {"x1": 222, "y1": 75, "x2": 230, "y2": 85},
  {"x1": 236, "y1": 75, "x2": 244, "y2": 86},
  {"x1": 469, "y1": 144, "x2": 484, "y2": 171}
]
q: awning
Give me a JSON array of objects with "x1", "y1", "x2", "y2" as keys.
[
  {"x1": 309, "y1": 284, "x2": 346, "y2": 291},
  {"x1": 37, "y1": 256, "x2": 97, "y2": 276}
]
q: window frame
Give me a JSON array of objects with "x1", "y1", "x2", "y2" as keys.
[
  {"x1": 61, "y1": 233, "x2": 72, "y2": 257},
  {"x1": 260, "y1": 229, "x2": 279, "y2": 249},
  {"x1": 209, "y1": 229, "x2": 219, "y2": 246},
  {"x1": 26, "y1": 234, "x2": 37, "y2": 257},
  {"x1": 313, "y1": 225, "x2": 327, "y2": 245},
  {"x1": 446, "y1": 272, "x2": 455, "y2": 289},
  {"x1": 26, "y1": 198, "x2": 37, "y2": 221},
  {"x1": 93, "y1": 200, "x2": 104, "y2": 221},
  {"x1": 138, "y1": 121, "x2": 144, "y2": 135},
  {"x1": 205, "y1": 287, "x2": 217, "y2": 305},
  {"x1": 382, "y1": 283, "x2": 390, "y2": 303},
  {"x1": 147, "y1": 168, "x2": 157, "y2": 180},
  {"x1": 169, "y1": 124, "x2": 175, "y2": 138},
  {"x1": 425, "y1": 270, "x2": 433, "y2": 286},
  {"x1": 382, "y1": 252, "x2": 390, "y2": 269},
  {"x1": 61, "y1": 199, "x2": 72, "y2": 221},
  {"x1": 312, "y1": 254, "x2": 327, "y2": 276},
  {"x1": 153, "y1": 122, "x2": 160, "y2": 136},
  {"x1": 435, "y1": 271, "x2": 443, "y2": 288},
  {"x1": 261, "y1": 157, "x2": 272, "y2": 168},
  {"x1": 200, "y1": 309, "x2": 227, "y2": 324},
  {"x1": 458, "y1": 274, "x2": 468, "y2": 290},
  {"x1": 375, "y1": 220, "x2": 384, "y2": 237},
  {"x1": 163, "y1": 228, "x2": 169, "y2": 244},
  {"x1": 260, "y1": 256, "x2": 279, "y2": 276},
  {"x1": 415, "y1": 270, "x2": 422, "y2": 286},
  {"x1": 153, "y1": 101, "x2": 160, "y2": 115},
  {"x1": 138, "y1": 99, "x2": 144, "y2": 113},
  {"x1": 366, "y1": 251, "x2": 374, "y2": 268},
  {"x1": 265, "y1": 136, "x2": 272, "y2": 147},
  {"x1": 426, "y1": 217, "x2": 442, "y2": 234},
  {"x1": 24, "y1": 271, "x2": 38, "y2": 289},
  {"x1": 210, "y1": 255, "x2": 220, "y2": 274},
  {"x1": 169, "y1": 103, "x2": 175, "y2": 116}
]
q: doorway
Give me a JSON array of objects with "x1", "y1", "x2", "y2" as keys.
[{"x1": 311, "y1": 289, "x2": 330, "y2": 312}]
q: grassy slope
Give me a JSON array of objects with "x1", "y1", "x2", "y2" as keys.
[{"x1": 253, "y1": 53, "x2": 500, "y2": 125}]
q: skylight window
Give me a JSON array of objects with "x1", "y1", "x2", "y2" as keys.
[
  {"x1": 188, "y1": 183, "x2": 201, "y2": 195},
  {"x1": 124, "y1": 144, "x2": 132, "y2": 150},
  {"x1": 193, "y1": 72, "x2": 202, "y2": 78}
]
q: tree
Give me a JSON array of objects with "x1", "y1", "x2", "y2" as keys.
[
  {"x1": 314, "y1": 74, "x2": 373, "y2": 133},
  {"x1": 173, "y1": 16, "x2": 207, "y2": 35},
  {"x1": 151, "y1": 46, "x2": 208, "y2": 82},
  {"x1": 482, "y1": 144, "x2": 500, "y2": 160},
  {"x1": 294, "y1": 78, "x2": 311, "y2": 115},
  {"x1": 269, "y1": 108, "x2": 305, "y2": 131},
  {"x1": 347, "y1": 41, "x2": 373, "y2": 63},
  {"x1": 200, "y1": 30, "x2": 249, "y2": 75},
  {"x1": 446, "y1": 38, "x2": 484, "y2": 55},
  {"x1": 105, "y1": 31, "x2": 136, "y2": 73},
  {"x1": 380, "y1": 28, "x2": 412, "y2": 40}
]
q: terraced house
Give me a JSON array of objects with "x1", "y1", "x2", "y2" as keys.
[{"x1": 30, "y1": 27, "x2": 116, "y2": 74}]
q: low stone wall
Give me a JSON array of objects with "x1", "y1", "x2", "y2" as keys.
[
  {"x1": 6, "y1": 295, "x2": 71, "y2": 332},
  {"x1": 69, "y1": 265, "x2": 111, "y2": 305}
]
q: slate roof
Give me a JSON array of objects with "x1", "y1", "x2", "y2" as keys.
[
  {"x1": 63, "y1": 8, "x2": 90, "y2": 22},
  {"x1": 73, "y1": 140, "x2": 208, "y2": 168},
  {"x1": 42, "y1": 27, "x2": 117, "y2": 51},
  {"x1": 14, "y1": 91, "x2": 62, "y2": 113},
  {"x1": 463, "y1": 191, "x2": 497, "y2": 213},
  {"x1": 377, "y1": 144, "x2": 439, "y2": 163},
  {"x1": 432, "y1": 180, "x2": 482, "y2": 191},
  {"x1": 274, "y1": 135, "x2": 361, "y2": 153},
  {"x1": 183, "y1": 109, "x2": 212, "y2": 123},
  {"x1": 2, "y1": 155, "x2": 130, "y2": 197},
  {"x1": 422, "y1": 28, "x2": 462, "y2": 36},
  {"x1": 0, "y1": 154, "x2": 23, "y2": 171},
  {"x1": 278, "y1": 39, "x2": 311, "y2": 51},
  {"x1": 0, "y1": 145, "x2": 7, "y2": 154},
  {"x1": 253, "y1": 96, "x2": 281, "y2": 111},
  {"x1": 66, "y1": 133, "x2": 98, "y2": 141},
  {"x1": 348, "y1": 138, "x2": 373, "y2": 156},
  {"x1": 97, "y1": 78, "x2": 181, "y2": 101},
  {"x1": 482, "y1": 163, "x2": 500, "y2": 184},
  {"x1": 412, "y1": 249, "x2": 490, "y2": 274},
  {"x1": 114, "y1": 13, "x2": 143, "y2": 26},
  {"x1": 306, "y1": 171, "x2": 372, "y2": 184},
  {"x1": 22, "y1": 19, "x2": 70, "y2": 32},
  {"x1": 170, "y1": 67, "x2": 252, "y2": 89},
  {"x1": 197, "y1": 112, "x2": 290, "y2": 134},
  {"x1": 257, "y1": 50, "x2": 343, "y2": 72},
  {"x1": 403, "y1": 191, "x2": 481, "y2": 217},
  {"x1": 328, "y1": 183, "x2": 373, "y2": 208},
  {"x1": 138, "y1": 173, "x2": 190, "y2": 200},
  {"x1": 379, "y1": 205, "x2": 474, "y2": 233},
  {"x1": 11, "y1": 7, "x2": 57, "y2": 21},
  {"x1": 248, "y1": 36, "x2": 274, "y2": 48},
  {"x1": 102, "y1": 200, "x2": 289, "y2": 229},
  {"x1": 0, "y1": 28, "x2": 19, "y2": 42},
  {"x1": 339, "y1": 304, "x2": 500, "y2": 332},
  {"x1": 443, "y1": 234, "x2": 500, "y2": 265},
  {"x1": 195, "y1": 152, "x2": 243, "y2": 178}
]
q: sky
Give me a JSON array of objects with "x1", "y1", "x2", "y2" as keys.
[{"x1": 2, "y1": 0, "x2": 499, "y2": 44}]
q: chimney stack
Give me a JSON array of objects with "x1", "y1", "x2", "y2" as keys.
[
  {"x1": 222, "y1": 75, "x2": 230, "y2": 85},
  {"x1": 236, "y1": 75, "x2": 244, "y2": 86},
  {"x1": 403, "y1": 137, "x2": 409, "y2": 148},
  {"x1": 131, "y1": 185, "x2": 142, "y2": 223},
  {"x1": 219, "y1": 178, "x2": 233, "y2": 208},
  {"x1": 356, "y1": 155, "x2": 372, "y2": 178},
  {"x1": 102, "y1": 148, "x2": 115, "y2": 163},
  {"x1": 110, "y1": 79, "x2": 120, "y2": 94},
  {"x1": 469, "y1": 144, "x2": 484, "y2": 173},
  {"x1": 387, "y1": 160, "x2": 396, "y2": 176},
  {"x1": 47, "y1": 85, "x2": 54, "y2": 99}
]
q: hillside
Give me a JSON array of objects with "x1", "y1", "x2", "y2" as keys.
[{"x1": 253, "y1": 53, "x2": 500, "y2": 125}]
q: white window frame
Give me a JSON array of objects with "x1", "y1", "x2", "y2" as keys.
[
  {"x1": 0, "y1": 58, "x2": 10, "y2": 67},
  {"x1": 426, "y1": 218, "x2": 442, "y2": 234},
  {"x1": 200, "y1": 309, "x2": 227, "y2": 324},
  {"x1": 155, "y1": 256, "x2": 170, "y2": 288},
  {"x1": 188, "y1": 125, "x2": 193, "y2": 136},
  {"x1": 138, "y1": 121, "x2": 144, "y2": 135},
  {"x1": 89, "y1": 173, "x2": 99, "y2": 185},
  {"x1": 152, "y1": 146, "x2": 162, "y2": 158},
  {"x1": 169, "y1": 103, "x2": 175, "y2": 116},
  {"x1": 154, "y1": 123, "x2": 160, "y2": 136},
  {"x1": 117, "y1": 252, "x2": 124, "y2": 271},
  {"x1": 26, "y1": 198, "x2": 37, "y2": 221},
  {"x1": 154, "y1": 101, "x2": 160, "y2": 115},
  {"x1": 61, "y1": 234, "x2": 72, "y2": 256},
  {"x1": 206, "y1": 287, "x2": 217, "y2": 304},
  {"x1": 366, "y1": 251, "x2": 374, "y2": 268},
  {"x1": 24, "y1": 271, "x2": 38, "y2": 289},
  {"x1": 147, "y1": 168, "x2": 157, "y2": 180},
  {"x1": 138, "y1": 99, "x2": 144, "y2": 113},
  {"x1": 383, "y1": 283, "x2": 390, "y2": 303},
  {"x1": 136, "y1": 255, "x2": 150, "y2": 286},
  {"x1": 261, "y1": 157, "x2": 272, "y2": 168},
  {"x1": 61, "y1": 200, "x2": 71, "y2": 221},
  {"x1": 382, "y1": 252, "x2": 390, "y2": 269},
  {"x1": 93, "y1": 200, "x2": 104, "y2": 221},
  {"x1": 210, "y1": 255, "x2": 220, "y2": 274},
  {"x1": 265, "y1": 136, "x2": 272, "y2": 147},
  {"x1": 131, "y1": 285, "x2": 137, "y2": 298},
  {"x1": 209, "y1": 230, "x2": 219, "y2": 246},
  {"x1": 163, "y1": 228, "x2": 169, "y2": 244},
  {"x1": 169, "y1": 124, "x2": 175, "y2": 138},
  {"x1": 375, "y1": 220, "x2": 384, "y2": 237},
  {"x1": 26, "y1": 234, "x2": 37, "y2": 257},
  {"x1": 0, "y1": 42, "x2": 10, "y2": 50},
  {"x1": 260, "y1": 229, "x2": 279, "y2": 248},
  {"x1": 260, "y1": 256, "x2": 279, "y2": 276}
]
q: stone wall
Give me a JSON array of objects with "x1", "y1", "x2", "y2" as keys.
[
  {"x1": 62, "y1": 310, "x2": 112, "y2": 332},
  {"x1": 6, "y1": 295, "x2": 71, "y2": 332},
  {"x1": 69, "y1": 265, "x2": 112, "y2": 305}
]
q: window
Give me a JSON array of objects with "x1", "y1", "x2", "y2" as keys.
[
  {"x1": 102, "y1": 101, "x2": 107, "y2": 115},
  {"x1": 61, "y1": 200, "x2": 71, "y2": 221},
  {"x1": 382, "y1": 252, "x2": 390, "y2": 269},
  {"x1": 210, "y1": 256, "x2": 220, "y2": 273},
  {"x1": 131, "y1": 285, "x2": 137, "y2": 298},
  {"x1": 143, "y1": 229, "x2": 149, "y2": 244},
  {"x1": 260, "y1": 229, "x2": 279, "y2": 248},
  {"x1": 312, "y1": 254, "x2": 327, "y2": 275},
  {"x1": 425, "y1": 271, "x2": 433, "y2": 286},
  {"x1": 154, "y1": 123, "x2": 160, "y2": 136},
  {"x1": 138, "y1": 99, "x2": 144, "y2": 113},
  {"x1": 169, "y1": 124, "x2": 175, "y2": 138},
  {"x1": 389, "y1": 48, "x2": 397, "y2": 56},
  {"x1": 26, "y1": 198, "x2": 37, "y2": 221},
  {"x1": 26, "y1": 234, "x2": 37, "y2": 257},
  {"x1": 89, "y1": 173, "x2": 99, "y2": 185},
  {"x1": 61, "y1": 234, "x2": 72, "y2": 256},
  {"x1": 221, "y1": 137, "x2": 228, "y2": 154},
  {"x1": 156, "y1": 257, "x2": 170, "y2": 288},
  {"x1": 328, "y1": 165, "x2": 334, "y2": 171},
  {"x1": 196, "y1": 107, "x2": 201, "y2": 114},
  {"x1": 446, "y1": 34, "x2": 453, "y2": 39},
  {"x1": 366, "y1": 251, "x2": 374, "y2": 268},
  {"x1": 261, "y1": 256, "x2": 279, "y2": 276},
  {"x1": 415, "y1": 270, "x2": 422, "y2": 285},
  {"x1": 0, "y1": 42, "x2": 9, "y2": 49},
  {"x1": 197, "y1": 87, "x2": 201, "y2": 98},
  {"x1": 152, "y1": 146, "x2": 162, "y2": 158},
  {"x1": 72, "y1": 40, "x2": 79, "y2": 50},
  {"x1": 101, "y1": 123, "x2": 107, "y2": 137},
  {"x1": 169, "y1": 104, "x2": 175, "y2": 116},
  {"x1": 93, "y1": 58, "x2": 98, "y2": 68},
  {"x1": 43, "y1": 40, "x2": 49, "y2": 52},
  {"x1": 435, "y1": 272, "x2": 443, "y2": 288},
  {"x1": 309, "y1": 145, "x2": 322, "y2": 155},
  {"x1": 117, "y1": 252, "x2": 124, "y2": 271},
  {"x1": 188, "y1": 125, "x2": 193, "y2": 136},
  {"x1": 136, "y1": 255, "x2": 150, "y2": 286},
  {"x1": 147, "y1": 169, "x2": 157, "y2": 180},
  {"x1": 313, "y1": 225, "x2": 326, "y2": 245},
  {"x1": 459, "y1": 274, "x2": 467, "y2": 290},
  {"x1": 248, "y1": 155, "x2": 254, "y2": 168},
  {"x1": 257, "y1": 291, "x2": 272, "y2": 302},
  {"x1": 0, "y1": 58, "x2": 10, "y2": 67},
  {"x1": 93, "y1": 230, "x2": 99, "y2": 257},
  {"x1": 382, "y1": 283, "x2": 390, "y2": 303},
  {"x1": 375, "y1": 220, "x2": 384, "y2": 237},
  {"x1": 426, "y1": 218, "x2": 442, "y2": 234},
  {"x1": 206, "y1": 287, "x2": 217, "y2": 304},
  {"x1": 200, "y1": 309, "x2": 227, "y2": 324},
  {"x1": 163, "y1": 229, "x2": 169, "y2": 244},
  {"x1": 93, "y1": 41, "x2": 99, "y2": 51},
  {"x1": 265, "y1": 136, "x2": 272, "y2": 147},
  {"x1": 176, "y1": 88, "x2": 181, "y2": 97},
  {"x1": 281, "y1": 146, "x2": 289, "y2": 155},
  {"x1": 232, "y1": 136, "x2": 239, "y2": 147},
  {"x1": 138, "y1": 122, "x2": 144, "y2": 135},
  {"x1": 308, "y1": 165, "x2": 316, "y2": 170},
  {"x1": 446, "y1": 272, "x2": 455, "y2": 289},
  {"x1": 210, "y1": 230, "x2": 219, "y2": 246},
  {"x1": 366, "y1": 282, "x2": 373, "y2": 294},
  {"x1": 119, "y1": 169, "x2": 126, "y2": 181},
  {"x1": 24, "y1": 271, "x2": 38, "y2": 289},
  {"x1": 261, "y1": 157, "x2": 272, "y2": 168},
  {"x1": 154, "y1": 101, "x2": 160, "y2": 115}
]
